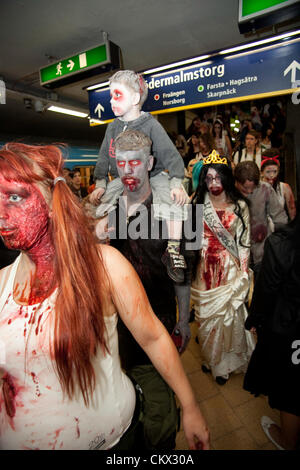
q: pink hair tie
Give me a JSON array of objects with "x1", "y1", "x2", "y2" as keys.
[{"x1": 261, "y1": 156, "x2": 280, "y2": 167}]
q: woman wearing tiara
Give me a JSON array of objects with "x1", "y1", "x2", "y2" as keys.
[{"x1": 191, "y1": 151, "x2": 255, "y2": 385}]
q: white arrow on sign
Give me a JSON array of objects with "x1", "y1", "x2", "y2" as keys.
[
  {"x1": 94, "y1": 103, "x2": 105, "y2": 118},
  {"x1": 67, "y1": 59, "x2": 75, "y2": 71},
  {"x1": 284, "y1": 60, "x2": 300, "y2": 83}
]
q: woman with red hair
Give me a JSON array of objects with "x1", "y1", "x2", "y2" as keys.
[{"x1": 0, "y1": 143, "x2": 209, "y2": 451}]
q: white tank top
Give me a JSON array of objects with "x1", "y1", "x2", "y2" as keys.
[{"x1": 0, "y1": 254, "x2": 135, "y2": 450}]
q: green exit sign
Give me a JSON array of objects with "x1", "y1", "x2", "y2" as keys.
[
  {"x1": 40, "y1": 41, "x2": 120, "y2": 88},
  {"x1": 240, "y1": 0, "x2": 297, "y2": 19}
]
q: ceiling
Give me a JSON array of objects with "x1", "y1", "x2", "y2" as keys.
[{"x1": 1, "y1": 0, "x2": 300, "y2": 145}]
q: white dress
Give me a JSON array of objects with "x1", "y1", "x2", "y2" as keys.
[
  {"x1": 0, "y1": 254, "x2": 135, "y2": 450},
  {"x1": 191, "y1": 197, "x2": 255, "y2": 379}
]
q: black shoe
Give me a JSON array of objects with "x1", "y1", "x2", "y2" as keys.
[
  {"x1": 216, "y1": 376, "x2": 228, "y2": 386},
  {"x1": 189, "y1": 308, "x2": 195, "y2": 323},
  {"x1": 195, "y1": 336, "x2": 199, "y2": 344},
  {"x1": 201, "y1": 364, "x2": 211, "y2": 374},
  {"x1": 161, "y1": 250, "x2": 186, "y2": 283}
]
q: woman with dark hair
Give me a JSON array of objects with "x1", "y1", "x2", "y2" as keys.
[
  {"x1": 198, "y1": 133, "x2": 215, "y2": 160},
  {"x1": 212, "y1": 119, "x2": 232, "y2": 158},
  {"x1": 0, "y1": 143, "x2": 209, "y2": 450},
  {"x1": 186, "y1": 133, "x2": 201, "y2": 163},
  {"x1": 186, "y1": 116, "x2": 202, "y2": 138},
  {"x1": 191, "y1": 150, "x2": 255, "y2": 385},
  {"x1": 261, "y1": 148, "x2": 296, "y2": 222},
  {"x1": 243, "y1": 211, "x2": 300, "y2": 449},
  {"x1": 260, "y1": 124, "x2": 274, "y2": 153}
]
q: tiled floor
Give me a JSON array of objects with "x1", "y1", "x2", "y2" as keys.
[{"x1": 175, "y1": 322, "x2": 280, "y2": 450}]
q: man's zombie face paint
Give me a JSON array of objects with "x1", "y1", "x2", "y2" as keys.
[
  {"x1": 205, "y1": 168, "x2": 224, "y2": 196},
  {"x1": 116, "y1": 149, "x2": 150, "y2": 192},
  {"x1": 261, "y1": 164, "x2": 279, "y2": 186},
  {"x1": 0, "y1": 176, "x2": 49, "y2": 251},
  {"x1": 110, "y1": 82, "x2": 139, "y2": 119}
]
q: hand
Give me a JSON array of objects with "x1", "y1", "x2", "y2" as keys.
[
  {"x1": 90, "y1": 187, "x2": 105, "y2": 205},
  {"x1": 182, "y1": 403, "x2": 210, "y2": 450},
  {"x1": 172, "y1": 321, "x2": 191, "y2": 354},
  {"x1": 170, "y1": 187, "x2": 187, "y2": 206}
]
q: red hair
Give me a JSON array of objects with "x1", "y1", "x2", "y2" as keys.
[{"x1": 0, "y1": 143, "x2": 108, "y2": 406}]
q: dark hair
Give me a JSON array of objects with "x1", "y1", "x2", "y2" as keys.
[
  {"x1": 199, "y1": 133, "x2": 215, "y2": 153},
  {"x1": 192, "y1": 156, "x2": 249, "y2": 247},
  {"x1": 212, "y1": 119, "x2": 223, "y2": 138},
  {"x1": 234, "y1": 161, "x2": 260, "y2": 186},
  {"x1": 186, "y1": 116, "x2": 202, "y2": 137},
  {"x1": 246, "y1": 130, "x2": 259, "y2": 142},
  {"x1": 71, "y1": 168, "x2": 81, "y2": 177},
  {"x1": 261, "y1": 123, "x2": 273, "y2": 140}
]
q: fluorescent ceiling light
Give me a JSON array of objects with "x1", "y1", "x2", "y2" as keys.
[
  {"x1": 220, "y1": 29, "x2": 300, "y2": 55},
  {"x1": 48, "y1": 105, "x2": 88, "y2": 118},
  {"x1": 86, "y1": 81, "x2": 110, "y2": 91},
  {"x1": 143, "y1": 55, "x2": 211, "y2": 75}
]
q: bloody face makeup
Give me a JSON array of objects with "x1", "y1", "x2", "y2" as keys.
[
  {"x1": 116, "y1": 149, "x2": 150, "y2": 193},
  {"x1": 205, "y1": 168, "x2": 224, "y2": 196},
  {"x1": 110, "y1": 82, "x2": 139, "y2": 120},
  {"x1": 261, "y1": 164, "x2": 279, "y2": 185},
  {"x1": 0, "y1": 176, "x2": 50, "y2": 251}
]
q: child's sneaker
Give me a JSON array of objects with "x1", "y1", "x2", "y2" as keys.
[{"x1": 161, "y1": 249, "x2": 186, "y2": 283}]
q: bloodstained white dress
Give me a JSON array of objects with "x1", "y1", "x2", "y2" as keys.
[
  {"x1": 191, "y1": 197, "x2": 255, "y2": 379},
  {"x1": 0, "y1": 254, "x2": 135, "y2": 450}
]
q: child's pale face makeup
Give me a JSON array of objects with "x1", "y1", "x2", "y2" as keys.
[
  {"x1": 110, "y1": 82, "x2": 138, "y2": 119},
  {"x1": 262, "y1": 164, "x2": 279, "y2": 185},
  {"x1": 205, "y1": 168, "x2": 224, "y2": 196},
  {"x1": 0, "y1": 176, "x2": 49, "y2": 252}
]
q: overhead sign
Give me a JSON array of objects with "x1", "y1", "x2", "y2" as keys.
[
  {"x1": 88, "y1": 37, "x2": 300, "y2": 124},
  {"x1": 40, "y1": 41, "x2": 121, "y2": 88}
]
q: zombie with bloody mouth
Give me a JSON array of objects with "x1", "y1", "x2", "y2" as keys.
[
  {"x1": 96, "y1": 129, "x2": 196, "y2": 361},
  {"x1": 0, "y1": 143, "x2": 209, "y2": 451},
  {"x1": 191, "y1": 150, "x2": 255, "y2": 386},
  {"x1": 90, "y1": 70, "x2": 188, "y2": 284},
  {"x1": 234, "y1": 160, "x2": 288, "y2": 277}
]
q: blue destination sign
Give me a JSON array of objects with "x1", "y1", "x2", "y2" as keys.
[{"x1": 88, "y1": 38, "x2": 300, "y2": 123}]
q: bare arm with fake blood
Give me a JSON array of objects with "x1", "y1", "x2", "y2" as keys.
[{"x1": 100, "y1": 244, "x2": 210, "y2": 450}]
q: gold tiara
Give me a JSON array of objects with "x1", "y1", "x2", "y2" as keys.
[{"x1": 203, "y1": 150, "x2": 227, "y2": 165}]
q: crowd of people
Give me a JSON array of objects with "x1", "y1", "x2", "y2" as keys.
[
  {"x1": 175, "y1": 98, "x2": 288, "y2": 185},
  {"x1": 0, "y1": 70, "x2": 299, "y2": 451}
]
